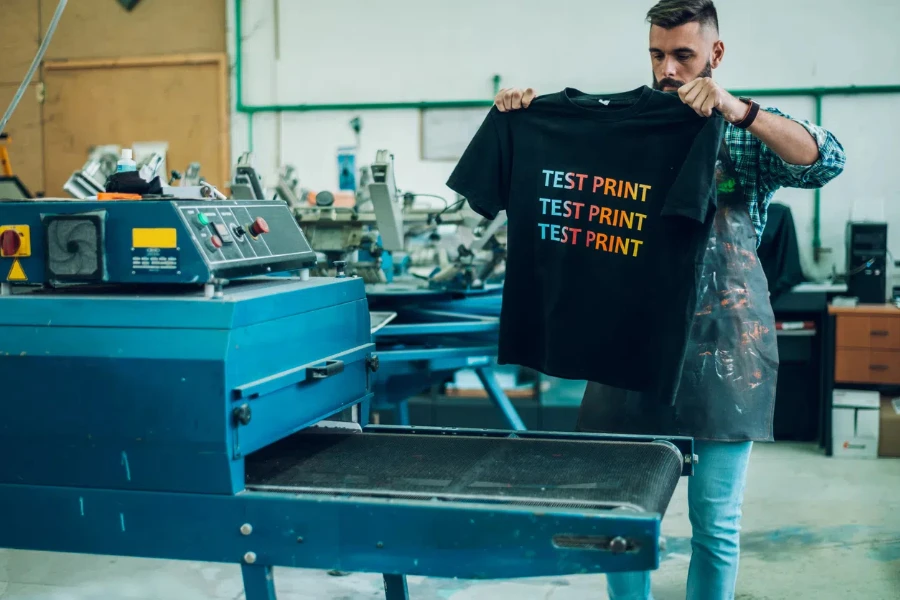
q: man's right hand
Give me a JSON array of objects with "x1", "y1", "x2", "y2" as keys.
[{"x1": 494, "y1": 88, "x2": 536, "y2": 112}]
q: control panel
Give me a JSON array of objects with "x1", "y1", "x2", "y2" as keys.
[
  {"x1": 176, "y1": 202, "x2": 316, "y2": 276},
  {"x1": 0, "y1": 198, "x2": 317, "y2": 287},
  {"x1": 182, "y1": 205, "x2": 273, "y2": 263}
]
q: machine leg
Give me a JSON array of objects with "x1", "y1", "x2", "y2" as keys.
[
  {"x1": 241, "y1": 564, "x2": 277, "y2": 600},
  {"x1": 475, "y1": 367, "x2": 526, "y2": 431},
  {"x1": 383, "y1": 573, "x2": 410, "y2": 600},
  {"x1": 396, "y1": 399, "x2": 411, "y2": 426}
]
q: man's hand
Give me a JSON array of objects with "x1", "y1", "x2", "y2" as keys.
[
  {"x1": 495, "y1": 88, "x2": 536, "y2": 112},
  {"x1": 680, "y1": 77, "x2": 821, "y2": 166},
  {"x1": 677, "y1": 77, "x2": 748, "y2": 123}
]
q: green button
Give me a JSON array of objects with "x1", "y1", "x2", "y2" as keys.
[{"x1": 197, "y1": 212, "x2": 209, "y2": 226}]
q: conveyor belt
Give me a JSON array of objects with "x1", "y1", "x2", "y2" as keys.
[{"x1": 245, "y1": 432, "x2": 683, "y2": 516}]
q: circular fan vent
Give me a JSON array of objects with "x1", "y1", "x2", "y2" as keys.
[{"x1": 44, "y1": 215, "x2": 104, "y2": 281}]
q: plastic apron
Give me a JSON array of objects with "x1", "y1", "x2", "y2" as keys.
[{"x1": 576, "y1": 143, "x2": 779, "y2": 442}]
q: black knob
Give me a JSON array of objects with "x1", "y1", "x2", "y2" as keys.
[
  {"x1": 334, "y1": 261, "x2": 347, "y2": 278},
  {"x1": 367, "y1": 354, "x2": 380, "y2": 372},
  {"x1": 315, "y1": 191, "x2": 335, "y2": 207},
  {"x1": 233, "y1": 403, "x2": 252, "y2": 426}
]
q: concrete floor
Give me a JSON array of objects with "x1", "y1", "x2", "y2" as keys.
[{"x1": 1, "y1": 442, "x2": 898, "y2": 600}]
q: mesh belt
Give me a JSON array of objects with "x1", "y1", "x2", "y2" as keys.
[{"x1": 246, "y1": 433, "x2": 683, "y2": 516}]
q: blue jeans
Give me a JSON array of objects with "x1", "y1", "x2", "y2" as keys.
[{"x1": 607, "y1": 440, "x2": 754, "y2": 600}]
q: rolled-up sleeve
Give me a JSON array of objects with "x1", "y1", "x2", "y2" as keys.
[{"x1": 759, "y1": 108, "x2": 847, "y2": 191}]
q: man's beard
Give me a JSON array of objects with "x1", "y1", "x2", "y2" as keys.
[{"x1": 653, "y1": 60, "x2": 713, "y2": 91}]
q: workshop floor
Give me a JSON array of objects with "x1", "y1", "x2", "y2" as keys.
[{"x1": 1, "y1": 443, "x2": 898, "y2": 600}]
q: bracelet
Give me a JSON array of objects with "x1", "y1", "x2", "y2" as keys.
[{"x1": 734, "y1": 98, "x2": 760, "y2": 129}]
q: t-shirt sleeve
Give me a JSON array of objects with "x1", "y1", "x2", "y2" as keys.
[
  {"x1": 660, "y1": 115, "x2": 726, "y2": 223},
  {"x1": 446, "y1": 108, "x2": 511, "y2": 220}
]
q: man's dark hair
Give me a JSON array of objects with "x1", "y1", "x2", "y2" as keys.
[{"x1": 646, "y1": 0, "x2": 719, "y2": 32}]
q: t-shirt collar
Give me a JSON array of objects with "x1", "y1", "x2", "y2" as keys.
[{"x1": 562, "y1": 86, "x2": 654, "y2": 121}]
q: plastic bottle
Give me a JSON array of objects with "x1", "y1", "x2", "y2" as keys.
[{"x1": 116, "y1": 148, "x2": 137, "y2": 173}]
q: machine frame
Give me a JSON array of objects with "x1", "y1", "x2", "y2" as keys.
[
  {"x1": 0, "y1": 197, "x2": 695, "y2": 600},
  {"x1": 0, "y1": 422, "x2": 694, "y2": 600}
]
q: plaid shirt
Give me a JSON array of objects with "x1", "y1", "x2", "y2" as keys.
[{"x1": 724, "y1": 107, "x2": 847, "y2": 246}]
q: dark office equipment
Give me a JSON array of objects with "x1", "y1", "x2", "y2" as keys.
[
  {"x1": 846, "y1": 222, "x2": 888, "y2": 303},
  {"x1": 758, "y1": 203, "x2": 807, "y2": 301}
]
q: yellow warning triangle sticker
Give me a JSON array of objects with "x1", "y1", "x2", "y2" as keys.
[{"x1": 6, "y1": 259, "x2": 27, "y2": 282}]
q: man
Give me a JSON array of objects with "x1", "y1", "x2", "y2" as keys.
[{"x1": 492, "y1": 1, "x2": 845, "y2": 599}]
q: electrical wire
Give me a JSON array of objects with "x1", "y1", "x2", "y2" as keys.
[
  {"x1": 0, "y1": 0, "x2": 67, "y2": 135},
  {"x1": 435, "y1": 197, "x2": 467, "y2": 218},
  {"x1": 408, "y1": 193, "x2": 449, "y2": 210},
  {"x1": 846, "y1": 259, "x2": 875, "y2": 276}
]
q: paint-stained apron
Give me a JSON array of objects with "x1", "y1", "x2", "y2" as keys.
[{"x1": 576, "y1": 143, "x2": 779, "y2": 442}]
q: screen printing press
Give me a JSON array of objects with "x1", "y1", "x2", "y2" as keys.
[{"x1": 0, "y1": 197, "x2": 695, "y2": 600}]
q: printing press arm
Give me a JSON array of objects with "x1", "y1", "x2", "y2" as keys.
[{"x1": 428, "y1": 215, "x2": 507, "y2": 288}]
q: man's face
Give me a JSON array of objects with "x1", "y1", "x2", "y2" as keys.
[{"x1": 649, "y1": 21, "x2": 723, "y2": 91}]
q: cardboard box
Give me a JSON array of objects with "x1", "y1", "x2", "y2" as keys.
[
  {"x1": 832, "y1": 389, "x2": 880, "y2": 458},
  {"x1": 878, "y1": 396, "x2": 900, "y2": 458}
]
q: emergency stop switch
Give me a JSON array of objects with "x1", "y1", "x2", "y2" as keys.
[
  {"x1": 248, "y1": 217, "x2": 269, "y2": 237},
  {"x1": 0, "y1": 230, "x2": 21, "y2": 256},
  {"x1": 0, "y1": 227, "x2": 30, "y2": 257},
  {"x1": 235, "y1": 217, "x2": 269, "y2": 240}
]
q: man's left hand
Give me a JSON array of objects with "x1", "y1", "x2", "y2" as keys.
[{"x1": 677, "y1": 77, "x2": 748, "y2": 123}]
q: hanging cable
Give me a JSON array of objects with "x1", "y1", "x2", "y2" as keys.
[{"x1": 0, "y1": 0, "x2": 68, "y2": 136}]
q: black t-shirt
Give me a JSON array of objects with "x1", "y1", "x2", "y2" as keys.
[{"x1": 447, "y1": 86, "x2": 725, "y2": 405}]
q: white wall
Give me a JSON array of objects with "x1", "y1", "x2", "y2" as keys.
[{"x1": 227, "y1": 0, "x2": 900, "y2": 280}]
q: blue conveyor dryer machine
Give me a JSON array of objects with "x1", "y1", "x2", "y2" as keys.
[{"x1": 0, "y1": 197, "x2": 694, "y2": 600}]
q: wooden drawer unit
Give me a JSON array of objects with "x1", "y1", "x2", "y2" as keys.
[
  {"x1": 830, "y1": 305, "x2": 900, "y2": 385},
  {"x1": 836, "y1": 315, "x2": 900, "y2": 349},
  {"x1": 835, "y1": 349, "x2": 900, "y2": 384}
]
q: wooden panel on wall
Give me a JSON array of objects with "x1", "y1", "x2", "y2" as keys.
[
  {"x1": 0, "y1": 84, "x2": 45, "y2": 195},
  {"x1": 0, "y1": 0, "x2": 40, "y2": 84},
  {"x1": 42, "y1": 54, "x2": 229, "y2": 197},
  {"x1": 42, "y1": 0, "x2": 226, "y2": 60}
]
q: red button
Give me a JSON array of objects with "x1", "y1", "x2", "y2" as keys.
[
  {"x1": 0, "y1": 230, "x2": 21, "y2": 256},
  {"x1": 210, "y1": 235, "x2": 223, "y2": 249},
  {"x1": 248, "y1": 217, "x2": 269, "y2": 237}
]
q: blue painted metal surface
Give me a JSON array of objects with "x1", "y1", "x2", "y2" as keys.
[
  {"x1": 377, "y1": 345, "x2": 496, "y2": 364},
  {"x1": 0, "y1": 479, "x2": 666, "y2": 578},
  {"x1": 383, "y1": 574, "x2": 410, "y2": 600},
  {"x1": 475, "y1": 367, "x2": 526, "y2": 431},
  {"x1": 367, "y1": 288, "x2": 522, "y2": 428},
  {"x1": 0, "y1": 277, "x2": 373, "y2": 495},
  {"x1": 242, "y1": 565, "x2": 277, "y2": 600}
]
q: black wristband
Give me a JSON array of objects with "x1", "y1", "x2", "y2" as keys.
[{"x1": 734, "y1": 99, "x2": 760, "y2": 129}]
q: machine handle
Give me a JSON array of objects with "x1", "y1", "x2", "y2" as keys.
[
  {"x1": 231, "y1": 343, "x2": 373, "y2": 400},
  {"x1": 870, "y1": 330, "x2": 889, "y2": 337},
  {"x1": 309, "y1": 360, "x2": 344, "y2": 380},
  {"x1": 552, "y1": 534, "x2": 638, "y2": 554}
]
